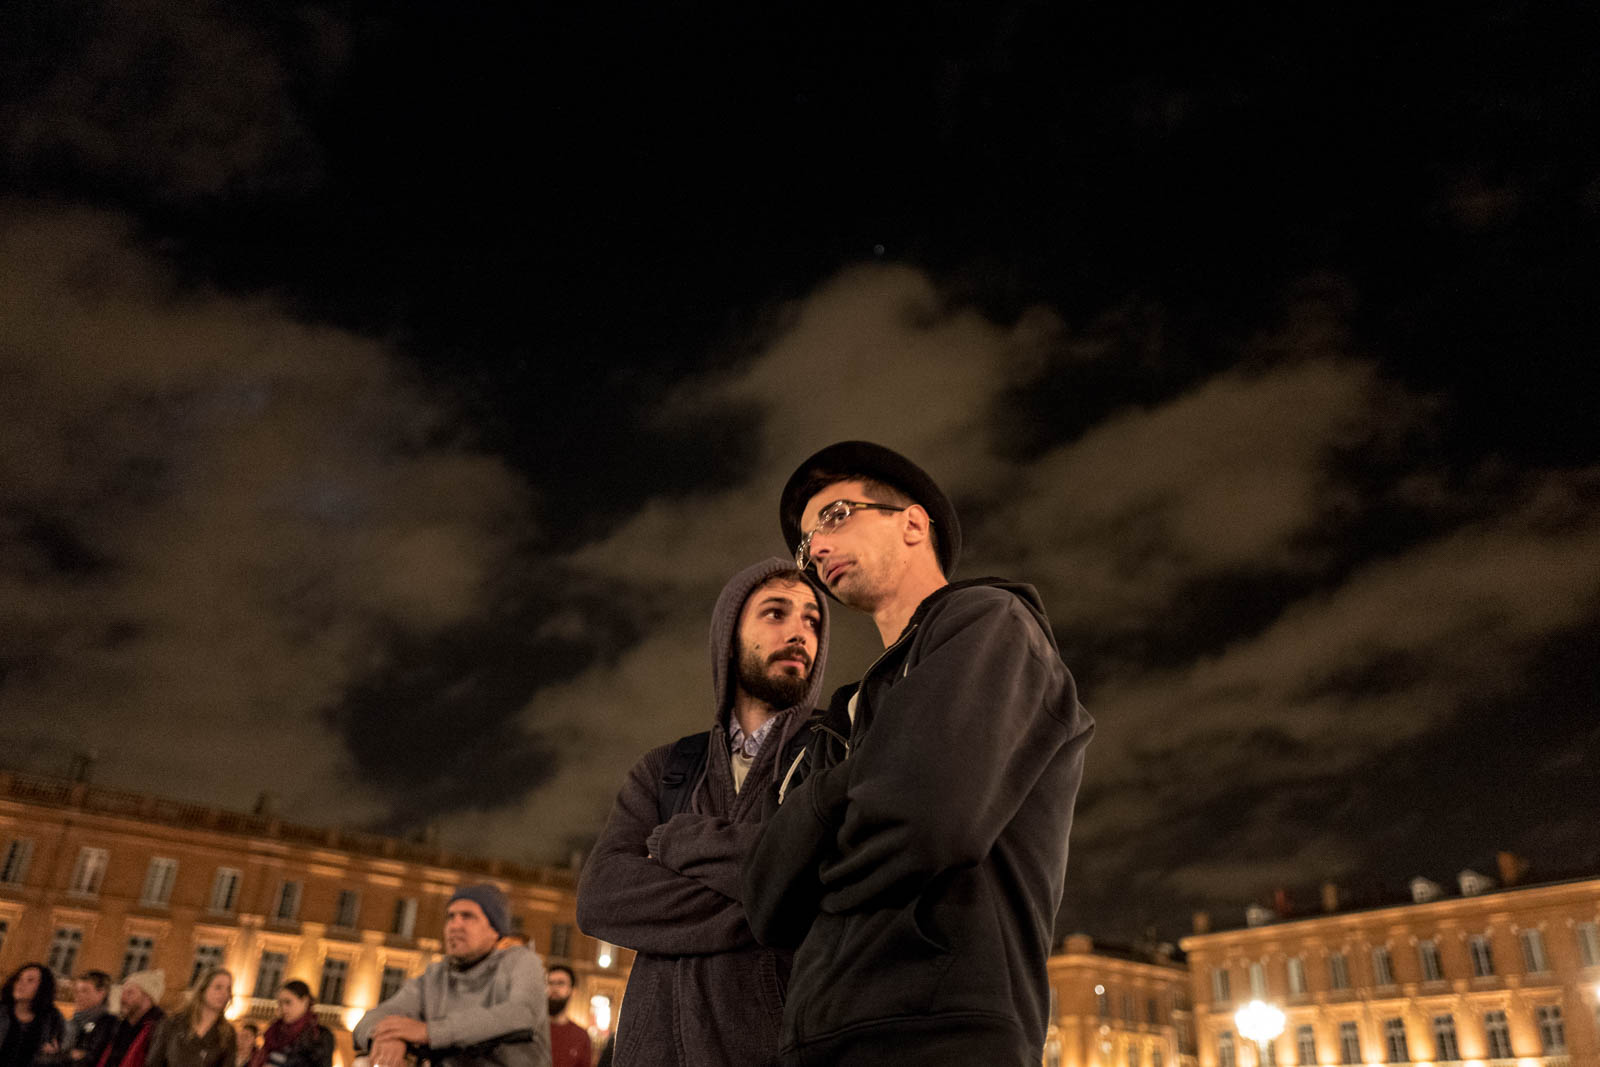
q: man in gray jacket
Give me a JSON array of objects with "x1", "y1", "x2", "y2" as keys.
[
  {"x1": 745, "y1": 441, "x2": 1095, "y2": 1067},
  {"x1": 577, "y1": 558, "x2": 830, "y2": 1067},
  {"x1": 354, "y1": 884, "x2": 549, "y2": 1067}
]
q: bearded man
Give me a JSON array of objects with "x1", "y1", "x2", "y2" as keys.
[{"x1": 577, "y1": 559, "x2": 830, "y2": 1067}]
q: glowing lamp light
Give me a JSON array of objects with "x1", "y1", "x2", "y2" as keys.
[
  {"x1": 343, "y1": 1007, "x2": 365, "y2": 1031},
  {"x1": 597, "y1": 949, "x2": 613, "y2": 968},
  {"x1": 589, "y1": 994, "x2": 611, "y2": 1032},
  {"x1": 1234, "y1": 1000, "x2": 1286, "y2": 1044},
  {"x1": 1094, "y1": 984, "x2": 1106, "y2": 995}
]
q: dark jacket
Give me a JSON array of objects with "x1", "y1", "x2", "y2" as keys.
[
  {"x1": 54, "y1": 1004, "x2": 115, "y2": 1067},
  {"x1": 0, "y1": 1005, "x2": 66, "y2": 1067},
  {"x1": 743, "y1": 579, "x2": 1094, "y2": 1067},
  {"x1": 144, "y1": 1011, "x2": 235, "y2": 1067},
  {"x1": 96, "y1": 1009, "x2": 163, "y2": 1067},
  {"x1": 577, "y1": 558, "x2": 833, "y2": 1067},
  {"x1": 254, "y1": 1021, "x2": 330, "y2": 1067}
]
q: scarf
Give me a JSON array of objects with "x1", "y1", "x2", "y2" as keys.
[{"x1": 249, "y1": 1013, "x2": 316, "y2": 1067}]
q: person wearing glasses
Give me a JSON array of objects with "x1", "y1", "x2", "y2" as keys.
[{"x1": 744, "y1": 440, "x2": 1094, "y2": 1067}]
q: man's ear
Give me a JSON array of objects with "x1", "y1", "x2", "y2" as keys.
[{"x1": 901, "y1": 504, "x2": 931, "y2": 547}]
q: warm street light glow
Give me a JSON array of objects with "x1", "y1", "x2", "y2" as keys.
[{"x1": 1234, "y1": 999, "x2": 1286, "y2": 1044}]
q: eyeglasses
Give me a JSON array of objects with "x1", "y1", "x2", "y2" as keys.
[{"x1": 794, "y1": 499, "x2": 908, "y2": 571}]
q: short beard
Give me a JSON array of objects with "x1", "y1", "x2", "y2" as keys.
[
  {"x1": 736, "y1": 647, "x2": 809, "y2": 709},
  {"x1": 547, "y1": 996, "x2": 570, "y2": 1018}
]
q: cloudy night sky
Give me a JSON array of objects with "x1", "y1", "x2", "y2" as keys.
[{"x1": 3, "y1": 2, "x2": 1599, "y2": 942}]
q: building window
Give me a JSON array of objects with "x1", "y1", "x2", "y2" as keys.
[
  {"x1": 318, "y1": 956, "x2": 349, "y2": 1005},
  {"x1": 1371, "y1": 947, "x2": 1394, "y2": 987},
  {"x1": 1337, "y1": 1022, "x2": 1361, "y2": 1065},
  {"x1": 0, "y1": 838, "x2": 35, "y2": 884},
  {"x1": 69, "y1": 847, "x2": 110, "y2": 896},
  {"x1": 272, "y1": 880, "x2": 302, "y2": 922},
  {"x1": 1152, "y1": 1048, "x2": 1163, "y2": 1067},
  {"x1": 1098, "y1": 986, "x2": 1110, "y2": 1018},
  {"x1": 1147, "y1": 997, "x2": 1159, "y2": 1025},
  {"x1": 1286, "y1": 956, "x2": 1306, "y2": 995},
  {"x1": 120, "y1": 935, "x2": 156, "y2": 979},
  {"x1": 1417, "y1": 939, "x2": 1443, "y2": 982},
  {"x1": 0, "y1": 919, "x2": 7, "y2": 955},
  {"x1": 1045, "y1": 1040, "x2": 1062, "y2": 1067},
  {"x1": 254, "y1": 951, "x2": 288, "y2": 999},
  {"x1": 1576, "y1": 921, "x2": 1600, "y2": 968},
  {"x1": 47, "y1": 927, "x2": 83, "y2": 977},
  {"x1": 1536, "y1": 1005, "x2": 1566, "y2": 1055},
  {"x1": 1049, "y1": 985, "x2": 1059, "y2": 1023},
  {"x1": 379, "y1": 964, "x2": 408, "y2": 1004},
  {"x1": 333, "y1": 889, "x2": 360, "y2": 929},
  {"x1": 1328, "y1": 953, "x2": 1350, "y2": 991},
  {"x1": 1123, "y1": 992, "x2": 1135, "y2": 1023},
  {"x1": 548, "y1": 923, "x2": 572, "y2": 958},
  {"x1": 1483, "y1": 1011, "x2": 1512, "y2": 1060},
  {"x1": 1469, "y1": 935, "x2": 1495, "y2": 977},
  {"x1": 1296, "y1": 1025, "x2": 1316, "y2": 1065},
  {"x1": 1431, "y1": 1015, "x2": 1459, "y2": 1062},
  {"x1": 210, "y1": 868, "x2": 242, "y2": 913},
  {"x1": 1128, "y1": 1042, "x2": 1141, "y2": 1067},
  {"x1": 1218, "y1": 1032, "x2": 1236, "y2": 1067},
  {"x1": 1249, "y1": 961, "x2": 1267, "y2": 998},
  {"x1": 189, "y1": 944, "x2": 225, "y2": 987},
  {"x1": 140, "y1": 858, "x2": 179, "y2": 907},
  {"x1": 1519, "y1": 928, "x2": 1548, "y2": 973},
  {"x1": 1261, "y1": 1039, "x2": 1278, "y2": 1067},
  {"x1": 1212, "y1": 967, "x2": 1232, "y2": 1003},
  {"x1": 1382, "y1": 1018, "x2": 1408, "y2": 1063},
  {"x1": 391, "y1": 897, "x2": 418, "y2": 939}
]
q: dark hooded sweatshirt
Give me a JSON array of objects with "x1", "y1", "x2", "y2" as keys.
[
  {"x1": 576, "y1": 558, "x2": 831, "y2": 1067},
  {"x1": 743, "y1": 579, "x2": 1094, "y2": 1067}
]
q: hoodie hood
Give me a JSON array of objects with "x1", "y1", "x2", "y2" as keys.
[{"x1": 709, "y1": 557, "x2": 831, "y2": 727}]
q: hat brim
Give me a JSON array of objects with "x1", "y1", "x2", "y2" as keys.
[{"x1": 779, "y1": 441, "x2": 961, "y2": 580}]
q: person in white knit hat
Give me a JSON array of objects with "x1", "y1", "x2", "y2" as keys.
[{"x1": 96, "y1": 971, "x2": 165, "y2": 1067}]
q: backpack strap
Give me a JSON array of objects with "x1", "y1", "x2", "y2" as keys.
[{"x1": 657, "y1": 731, "x2": 712, "y2": 823}]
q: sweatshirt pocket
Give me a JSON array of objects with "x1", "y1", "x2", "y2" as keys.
[{"x1": 795, "y1": 899, "x2": 954, "y2": 1035}]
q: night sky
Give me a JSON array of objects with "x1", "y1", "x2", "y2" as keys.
[{"x1": 3, "y1": 2, "x2": 1599, "y2": 942}]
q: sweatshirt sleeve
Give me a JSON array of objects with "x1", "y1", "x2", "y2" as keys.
[
  {"x1": 740, "y1": 758, "x2": 851, "y2": 948},
  {"x1": 352, "y1": 975, "x2": 425, "y2": 1050},
  {"x1": 576, "y1": 749, "x2": 758, "y2": 955},
  {"x1": 424, "y1": 951, "x2": 545, "y2": 1052},
  {"x1": 818, "y1": 588, "x2": 1092, "y2": 912},
  {"x1": 647, "y1": 812, "x2": 766, "y2": 900}
]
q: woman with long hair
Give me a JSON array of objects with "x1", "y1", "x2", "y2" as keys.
[
  {"x1": 145, "y1": 970, "x2": 236, "y2": 1067},
  {"x1": 0, "y1": 963, "x2": 66, "y2": 1067},
  {"x1": 248, "y1": 984, "x2": 329, "y2": 1067}
]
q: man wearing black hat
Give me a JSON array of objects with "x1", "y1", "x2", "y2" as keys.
[
  {"x1": 354, "y1": 884, "x2": 550, "y2": 1067},
  {"x1": 744, "y1": 441, "x2": 1095, "y2": 1067}
]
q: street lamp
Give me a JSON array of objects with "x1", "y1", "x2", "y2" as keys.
[{"x1": 1235, "y1": 999, "x2": 1286, "y2": 1067}]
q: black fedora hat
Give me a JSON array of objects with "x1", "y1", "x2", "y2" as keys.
[{"x1": 779, "y1": 441, "x2": 961, "y2": 578}]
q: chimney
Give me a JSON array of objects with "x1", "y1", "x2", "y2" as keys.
[
  {"x1": 1192, "y1": 910, "x2": 1212, "y2": 934},
  {"x1": 1458, "y1": 869, "x2": 1495, "y2": 897},
  {"x1": 1246, "y1": 904, "x2": 1275, "y2": 927},
  {"x1": 1321, "y1": 881, "x2": 1340, "y2": 913},
  {"x1": 1496, "y1": 851, "x2": 1530, "y2": 886},
  {"x1": 253, "y1": 791, "x2": 280, "y2": 817},
  {"x1": 1410, "y1": 877, "x2": 1443, "y2": 903},
  {"x1": 1273, "y1": 887, "x2": 1292, "y2": 917},
  {"x1": 1064, "y1": 933, "x2": 1095, "y2": 954},
  {"x1": 67, "y1": 750, "x2": 98, "y2": 783}
]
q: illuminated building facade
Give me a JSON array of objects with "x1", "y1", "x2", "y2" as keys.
[
  {"x1": 1044, "y1": 933, "x2": 1199, "y2": 1067},
  {"x1": 1181, "y1": 872, "x2": 1600, "y2": 1067},
  {"x1": 0, "y1": 770, "x2": 631, "y2": 1062}
]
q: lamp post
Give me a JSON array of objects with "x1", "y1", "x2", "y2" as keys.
[{"x1": 1235, "y1": 999, "x2": 1286, "y2": 1067}]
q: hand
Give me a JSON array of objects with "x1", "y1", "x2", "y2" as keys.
[
  {"x1": 372, "y1": 1016, "x2": 429, "y2": 1045},
  {"x1": 369, "y1": 1037, "x2": 411, "y2": 1067},
  {"x1": 40, "y1": 1042, "x2": 61, "y2": 1055}
]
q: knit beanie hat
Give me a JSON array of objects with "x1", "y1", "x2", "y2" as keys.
[
  {"x1": 448, "y1": 883, "x2": 512, "y2": 936},
  {"x1": 122, "y1": 969, "x2": 166, "y2": 1004}
]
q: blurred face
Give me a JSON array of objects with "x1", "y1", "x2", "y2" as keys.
[
  {"x1": 799, "y1": 480, "x2": 912, "y2": 608},
  {"x1": 546, "y1": 970, "x2": 573, "y2": 1017},
  {"x1": 120, "y1": 983, "x2": 151, "y2": 1019},
  {"x1": 275, "y1": 988, "x2": 309, "y2": 1024},
  {"x1": 73, "y1": 979, "x2": 106, "y2": 1013},
  {"x1": 734, "y1": 578, "x2": 820, "y2": 708},
  {"x1": 202, "y1": 973, "x2": 232, "y2": 1013},
  {"x1": 13, "y1": 967, "x2": 41, "y2": 1002},
  {"x1": 443, "y1": 900, "x2": 500, "y2": 962}
]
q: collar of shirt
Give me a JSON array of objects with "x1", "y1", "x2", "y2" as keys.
[{"x1": 728, "y1": 715, "x2": 778, "y2": 760}]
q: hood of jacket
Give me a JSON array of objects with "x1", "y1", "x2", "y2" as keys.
[{"x1": 708, "y1": 557, "x2": 831, "y2": 730}]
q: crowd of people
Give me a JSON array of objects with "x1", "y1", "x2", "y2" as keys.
[{"x1": 3, "y1": 440, "x2": 1090, "y2": 1067}]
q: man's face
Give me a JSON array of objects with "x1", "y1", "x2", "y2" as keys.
[
  {"x1": 735, "y1": 577, "x2": 820, "y2": 708},
  {"x1": 799, "y1": 479, "x2": 908, "y2": 608},
  {"x1": 546, "y1": 970, "x2": 573, "y2": 1016},
  {"x1": 120, "y1": 982, "x2": 150, "y2": 1019},
  {"x1": 73, "y1": 978, "x2": 106, "y2": 1013},
  {"x1": 443, "y1": 899, "x2": 500, "y2": 961}
]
